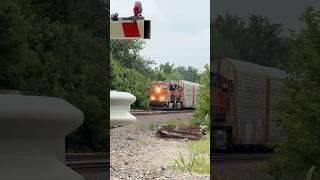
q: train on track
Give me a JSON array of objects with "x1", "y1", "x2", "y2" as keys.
[
  {"x1": 149, "y1": 80, "x2": 200, "y2": 110},
  {"x1": 212, "y1": 58, "x2": 287, "y2": 151}
]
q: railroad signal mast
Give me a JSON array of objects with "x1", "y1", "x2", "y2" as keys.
[
  {"x1": 110, "y1": 1, "x2": 151, "y2": 39},
  {"x1": 110, "y1": 1, "x2": 151, "y2": 127}
]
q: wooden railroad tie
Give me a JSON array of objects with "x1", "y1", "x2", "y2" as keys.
[{"x1": 156, "y1": 125, "x2": 208, "y2": 140}]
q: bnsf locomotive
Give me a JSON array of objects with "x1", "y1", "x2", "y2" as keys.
[
  {"x1": 212, "y1": 58, "x2": 287, "y2": 151},
  {"x1": 149, "y1": 80, "x2": 200, "y2": 110}
]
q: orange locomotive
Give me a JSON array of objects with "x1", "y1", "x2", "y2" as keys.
[{"x1": 149, "y1": 80, "x2": 200, "y2": 110}]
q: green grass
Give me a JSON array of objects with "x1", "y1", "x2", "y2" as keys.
[
  {"x1": 135, "y1": 138, "x2": 149, "y2": 145},
  {"x1": 135, "y1": 121, "x2": 144, "y2": 130},
  {"x1": 171, "y1": 151, "x2": 210, "y2": 174},
  {"x1": 170, "y1": 133, "x2": 210, "y2": 174},
  {"x1": 148, "y1": 122, "x2": 157, "y2": 131},
  {"x1": 188, "y1": 133, "x2": 210, "y2": 154},
  {"x1": 162, "y1": 118, "x2": 190, "y2": 126}
]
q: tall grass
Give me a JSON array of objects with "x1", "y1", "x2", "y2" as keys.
[
  {"x1": 170, "y1": 133, "x2": 210, "y2": 174},
  {"x1": 171, "y1": 151, "x2": 210, "y2": 174},
  {"x1": 162, "y1": 118, "x2": 190, "y2": 126}
]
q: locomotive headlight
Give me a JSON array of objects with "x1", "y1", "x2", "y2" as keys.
[
  {"x1": 160, "y1": 96, "x2": 165, "y2": 101},
  {"x1": 151, "y1": 96, "x2": 155, "y2": 100},
  {"x1": 156, "y1": 87, "x2": 161, "y2": 93}
]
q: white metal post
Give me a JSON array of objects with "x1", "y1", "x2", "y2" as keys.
[
  {"x1": 110, "y1": 91, "x2": 136, "y2": 127},
  {"x1": 0, "y1": 95, "x2": 84, "y2": 180}
]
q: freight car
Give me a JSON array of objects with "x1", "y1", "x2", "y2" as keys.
[
  {"x1": 212, "y1": 58, "x2": 287, "y2": 151},
  {"x1": 149, "y1": 80, "x2": 200, "y2": 110}
]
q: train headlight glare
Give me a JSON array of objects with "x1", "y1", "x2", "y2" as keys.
[{"x1": 156, "y1": 88, "x2": 161, "y2": 93}]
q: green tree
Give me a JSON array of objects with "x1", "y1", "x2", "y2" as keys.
[
  {"x1": 175, "y1": 66, "x2": 201, "y2": 82},
  {"x1": 193, "y1": 64, "x2": 210, "y2": 127},
  {"x1": 211, "y1": 26, "x2": 237, "y2": 59},
  {"x1": 0, "y1": 0, "x2": 107, "y2": 152},
  {"x1": 110, "y1": 58, "x2": 149, "y2": 109},
  {"x1": 110, "y1": 40, "x2": 155, "y2": 109},
  {"x1": 152, "y1": 67, "x2": 166, "y2": 81},
  {"x1": 166, "y1": 71, "x2": 183, "y2": 81},
  {"x1": 160, "y1": 62, "x2": 175, "y2": 74},
  {"x1": 212, "y1": 13, "x2": 291, "y2": 67},
  {"x1": 111, "y1": 40, "x2": 154, "y2": 76},
  {"x1": 268, "y1": 7, "x2": 320, "y2": 180}
]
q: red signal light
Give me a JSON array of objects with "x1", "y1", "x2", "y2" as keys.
[{"x1": 133, "y1": 1, "x2": 142, "y2": 16}]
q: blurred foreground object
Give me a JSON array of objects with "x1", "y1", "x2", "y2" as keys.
[{"x1": 0, "y1": 95, "x2": 84, "y2": 180}]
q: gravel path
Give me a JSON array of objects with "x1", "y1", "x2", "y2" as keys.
[{"x1": 110, "y1": 122, "x2": 210, "y2": 180}]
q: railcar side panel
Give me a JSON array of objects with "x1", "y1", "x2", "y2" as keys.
[
  {"x1": 235, "y1": 72, "x2": 267, "y2": 145},
  {"x1": 213, "y1": 58, "x2": 287, "y2": 149}
]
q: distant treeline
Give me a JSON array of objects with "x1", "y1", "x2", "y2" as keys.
[{"x1": 212, "y1": 13, "x2": 296, "y2": 68}]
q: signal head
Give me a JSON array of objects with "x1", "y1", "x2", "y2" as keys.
[{"x1": 133, "y1": 1, "x2": 142, "y2": 16}]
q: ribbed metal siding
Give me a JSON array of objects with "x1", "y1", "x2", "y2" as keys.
[
  {"x1": 264, "y1": 67, "x2": 287, "y2": 145},
  {"x1": 270, "y1": 79, "x2": 283, "y2": 143},
  {"x1": 236, "y1": 72, "x2": 267, "y2": 145}
]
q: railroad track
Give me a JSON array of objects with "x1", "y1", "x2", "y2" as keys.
[
  {"x1": 65, "y1": 153, "x2": 108, "y2": 172},
  {"x1": 131, "y1": 109, "x2": 194, "y2": 116},
  {"x1": 212, "y1": 153, "x2": 273, "y2": 162},
  {"x1": 64, "y1": 152, "x2": 271, "y2": 173}
]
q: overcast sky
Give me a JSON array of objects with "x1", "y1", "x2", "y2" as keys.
[
  {"x1": 212, "y1": 0, "x2": 320, "y2": 30},
  {"x1": 110, "y1": 0, "x2": 210, "y2": 71}
]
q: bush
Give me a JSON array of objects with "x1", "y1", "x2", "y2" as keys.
[{"x1": 193, "y1": 64, "x2": 210, "y2": 127}]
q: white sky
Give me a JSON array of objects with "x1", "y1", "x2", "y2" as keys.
[{"x1": 110, "y1": 0, "x2": 210, "y2": 71}]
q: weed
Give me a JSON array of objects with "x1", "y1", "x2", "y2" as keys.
[
  {"x1": 170, "y1": 133, "x2": 210, "y2": 174},
  {"x1": 170, "y1": 151, "x2": 210, "y2": 174},
  {"x1": 190, "y1": 114, "x2": 210, "y2": 128},
  {"x1": 188, "y1": 133, "x2": 210, "y2": 154},
  {"x1": 135, "y1": 138, "x2": 149, "y2": 145},
  {"x1": 135, "y1": 121, "x2": 145, "y2": 130},
  {"x1": 148, "y1": 122, "x2": 157, "y2": 131},
  {"x1": 162, "y1": 118, "x2": 190, "y2": 126},
  {"x1": 190, "y1": 118, "x2": 202, "y2": 126}
]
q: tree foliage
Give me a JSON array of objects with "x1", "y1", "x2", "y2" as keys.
[
  {"x1": 193, "y1": 64, "x2": 210, "y2": 127},
  {"x1": 212, "y1": 13, "x2": 292, "y2": 68},
  {"x1": 0, "y1": 0, "x2": 107, "y2": 152},
  {"x1": 267, "y1": 7, "x2": 320, "y2": 180}
]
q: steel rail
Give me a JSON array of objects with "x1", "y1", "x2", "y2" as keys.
[{"x1": 131, "y1": 110, "x2": 194, "y2": 116}]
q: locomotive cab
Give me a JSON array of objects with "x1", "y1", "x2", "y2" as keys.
[
  {"x1": 149, "y1": 80, "x2": 197, "y2": 110},
  {"x1": 149, "y1": 81, "x2": 179, "y2": 110},
  {"x1": 149, "y1": 82, "x2": 170, "y2": 109}
]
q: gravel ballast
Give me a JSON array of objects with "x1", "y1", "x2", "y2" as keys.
[{"x1": 110, "y1": 121, "x2": 209, "y2": 180}]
